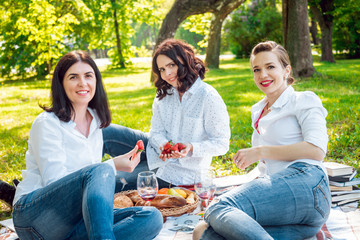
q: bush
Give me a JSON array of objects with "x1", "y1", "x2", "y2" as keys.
[{"x1": 223, "y1": 0, "x2": 282, "y2": 58}]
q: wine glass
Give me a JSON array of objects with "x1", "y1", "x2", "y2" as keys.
[
  {"x1": 137, "y1": 171, "x2": 158, "y2": 202},
  {"x1": 194, "y1": 169, "x2": 216, "y2": 210}
]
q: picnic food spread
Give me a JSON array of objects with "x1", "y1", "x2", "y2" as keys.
[{"x1": 114, "y1": 188, "x2": 199, "y2": 217}]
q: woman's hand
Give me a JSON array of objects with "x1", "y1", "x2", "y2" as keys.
[
  {"x1": 113, "y1": 145, "x2": 141, "y2": 172},
  {"x1": 159, "y1": 144, "x2": 171, "y2": 161},
  {"x1": 233, "y1": 147, "x2": 260, "y2": 170},
  {"x1": 172, "y1": 143, "x2": 192, "y2": 159},
  {"x1": 159, "y1": 143, "x2": 193, "y2": 161}
]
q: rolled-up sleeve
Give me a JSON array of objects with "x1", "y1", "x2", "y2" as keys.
[{"x1": 295, "y1": 91, "x2": 328, "y2": 153}]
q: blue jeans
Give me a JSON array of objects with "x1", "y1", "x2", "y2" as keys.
[
  {"x1": 202, "y1": 162, "x2": 331, "y2": 240},
  {"x1": 103, "y1": 124, "x2": 170, "y2": 192},
  {"x1": 12, "y1": 163, "x2": 163, "y2": 240}
]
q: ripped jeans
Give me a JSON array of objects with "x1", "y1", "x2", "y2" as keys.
[{"x1": 202, "y1": 162, "x2": 331, "y2": 240}]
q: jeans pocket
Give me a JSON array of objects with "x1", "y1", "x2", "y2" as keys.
[
  {"x1": 15, "y1": 226, "x2": 44, "y2": 240},
  {"x1": 313, "y1": 177, "x2": 330, "y2": 219}
]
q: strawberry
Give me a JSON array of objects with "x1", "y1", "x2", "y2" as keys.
[
  {"x1": 171, "y1": 143, "x2": 179, "y2": 152},
  {"x1": 161, "y1": 140, "x2": 174, "y2": 155},
  {"x1": 132, "y1": 140, "x2": 144, "y2": 160},
  {"x1": 177, "y1": 143, "x2": 186, "y2": 151},
  {"x1": 136, "y1": 140, "x2": 144, "y2": 153}
]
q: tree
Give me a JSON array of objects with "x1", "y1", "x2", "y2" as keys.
[
  {"x1": 205, "y1": 0, "x2": 245, "y2": 68},
  {"x1": 282, "y1": 0, "x2": 315, "y2": 77},
  {"x1": 224, "y1": 0, "x2": 283, "y2": 58},
  {"x1": 0, "y1": 0, "x2": 85, "y2": 77},
  {"x1": 154, "y1": 0, "x2": 245, "y2": 68},
  {"x1": 332, "y1": 0, "x2": 360, "y2": 58},
  {"x1": 309, "y1": 0, "x2": 335, "y2": 63}
]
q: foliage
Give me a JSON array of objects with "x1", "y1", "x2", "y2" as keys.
[
  {"x1": 0, "y1": 0, "x2": 86, "y2": 78},
  {"x1": 223, "y1": 0, "x2": 282, "y2": 58},
  {"x1": 130, "y1": 0, "x2": 174, "y2": 51},
  {"x1": 332, "y1": 0, "x2": 360, "y2": 58},
  {"x1": 180, "y1": 13, "x2": 212, "y2": 49},
  {"x1": 0, "y1": 0, "x2": 167, "y2": 77}
]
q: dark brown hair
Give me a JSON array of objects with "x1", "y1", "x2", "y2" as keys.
[
  {"x1": 152, "y1": 39, "x2": 206, "y2": 100},
  {"x1": 41, "y1": 51, "x2": 111, "y2": 128},
  {"x1": 250, "y1": 41, "x2": 295, "y2": 85}
]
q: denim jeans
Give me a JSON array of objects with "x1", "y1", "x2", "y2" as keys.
[
  {"x1": 202, "y1": 162, "x2": 331, "y2": 240},
  {"x1": 102, "y1": 124, "x2": 171, "y2": 191},
  {"x1": 12, "y1": 163, "x2": 163, "y2": 240}
]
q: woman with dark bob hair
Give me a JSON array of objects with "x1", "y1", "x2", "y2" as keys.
[
  {"x1": 12, "y1": 51, "x2": 163, "y2": 240},
  {"x1": 102, "y1": 39, "x2": 230, "y2": 190},
  {"x1": 193, "y1": 41, "x2": 330, "y2": 240}
]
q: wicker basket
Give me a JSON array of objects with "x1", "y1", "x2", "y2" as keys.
[{"x1": 114, "y1": 188, "x2": 199, "y2": 217}]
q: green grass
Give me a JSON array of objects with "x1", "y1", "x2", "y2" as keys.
[{"x1": 1, "y1": 57, "x2": 360, "y2": 219}]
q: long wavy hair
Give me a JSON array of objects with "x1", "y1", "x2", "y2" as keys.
[
  {"x1": 41, "y1": 51, "x2": 111, "y2": 128},
  {"x1": 250, "y1": 41, "x2": 295, "y2": 85},
  {"x1": 152, "y1": 39, "x2": 207, "y2": 100}
]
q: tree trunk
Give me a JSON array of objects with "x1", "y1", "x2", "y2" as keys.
[
  {"x1": 111, "y1": 0, "x2": 125, "y2": 68},
  {"x1": 309, "y1": 19, "x2": 319, "y2": 45},
  {"x1": 205, "y1": 0, "x2": 245, "y2": 68},
  {"x1": 205, "y1": 14, "x2": 222, "y2": 68},
  {"x1": 309, "y1": 0, "x2": 335, "y2": 63},
  {"x1": 282, "y1": 0, "x2": 315, "y2": 78},
  {"x1": 155, "y1": 0, "x2": 244, "y2": 54}
]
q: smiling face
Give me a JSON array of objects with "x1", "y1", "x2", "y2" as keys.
[
  {"x1": 251, "y1": 51, "x2": 291, "y2": 100},
  {"x1": 63, "y1": 61, "x2": 96, "y2": 110},
  {"x1": 156, "y1": 54, "x2": 179, "y2": 88}
]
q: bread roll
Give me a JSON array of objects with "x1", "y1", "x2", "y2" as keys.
[
  {"x1": 126, "y1": 191, "x2": 143, "y2": 203},
  {"x1": 114, "y1": 195, "x2": 134, "y2": 208},
  {"x1": 150, "y1": 194, "x2": 187, "y2": 208}
]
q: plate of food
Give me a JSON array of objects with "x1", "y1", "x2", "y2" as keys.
[{"x1": 114, "y1": 187, "x2": 199, "y2": 217}]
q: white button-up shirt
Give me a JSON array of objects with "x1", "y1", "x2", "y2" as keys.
[
  {"x1": 13, "y1": 108, "x2": 116, "y2": 205},
  {"x1": 146, "y1": 78, "x2": 230, "y2": 185},
  {"x1": 251, "y1": 86, "x2": 328, "y2": 176}
]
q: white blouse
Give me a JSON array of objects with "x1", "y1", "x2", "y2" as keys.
[
  {"x1": 251, "y1": 86, "x2": 328, "y2": 176},
  {"x1": 13, "y1": 108, "x2": 116, "y2": 205},
  {"x1": 146, "y1": 78, "x2": 231, "y2": 185}
]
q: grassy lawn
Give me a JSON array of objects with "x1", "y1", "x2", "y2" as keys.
[{"x1": 1, "y1": 57, "x2": 359, "y2": 219}]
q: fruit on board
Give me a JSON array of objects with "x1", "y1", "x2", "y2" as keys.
[
  {"x1": 186, "y1": 192, "x2": 195, "y2": 204},
  {"x1": 168, "y1": 188, "x2": 183, "y2": 198},
  {"x1": 158, "y1": 188, "x2": 169, "y2": 195},
  {"x1": 174, "y1": 188, "x2": 187, "y2": 198}
]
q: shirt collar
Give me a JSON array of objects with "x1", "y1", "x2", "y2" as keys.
[
  {"x1": 271, "y1": 85, "x2": 294, "y2": 109},
  {"x1": 173, "y1": 76, "x2": 202, "y2": 97},
  {"x1": 185, "y1": 77, "x2": 202, "y2": 95}
]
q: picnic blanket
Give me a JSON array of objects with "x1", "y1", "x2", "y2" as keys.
[
  {"x1": 1, "y1": 205, "x2": 360, "y2": 240},
  {"x1": 154, "y1": 204, "x2": 360, "y2": 240}
]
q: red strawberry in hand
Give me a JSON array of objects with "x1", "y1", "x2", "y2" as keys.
[
  {"x1": 177, "y1": 143, "x2": 186, "y2": 151},
  {"x1": 171, "y1": 143, "x2": 179, "y2": 152},
  {"x1": 132, "y1": 140, "x2": 144, "y2": 160},
  {"x1": 162, "y1": 140, "x2": 174, "y2": 155},
  {"x1": 136, "y1": 140, "x2": 144, "y2": 153}
]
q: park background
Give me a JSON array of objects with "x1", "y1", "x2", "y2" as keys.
[{"x1": 1, "y1": 0, "x2": 359, "y2": 219}]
